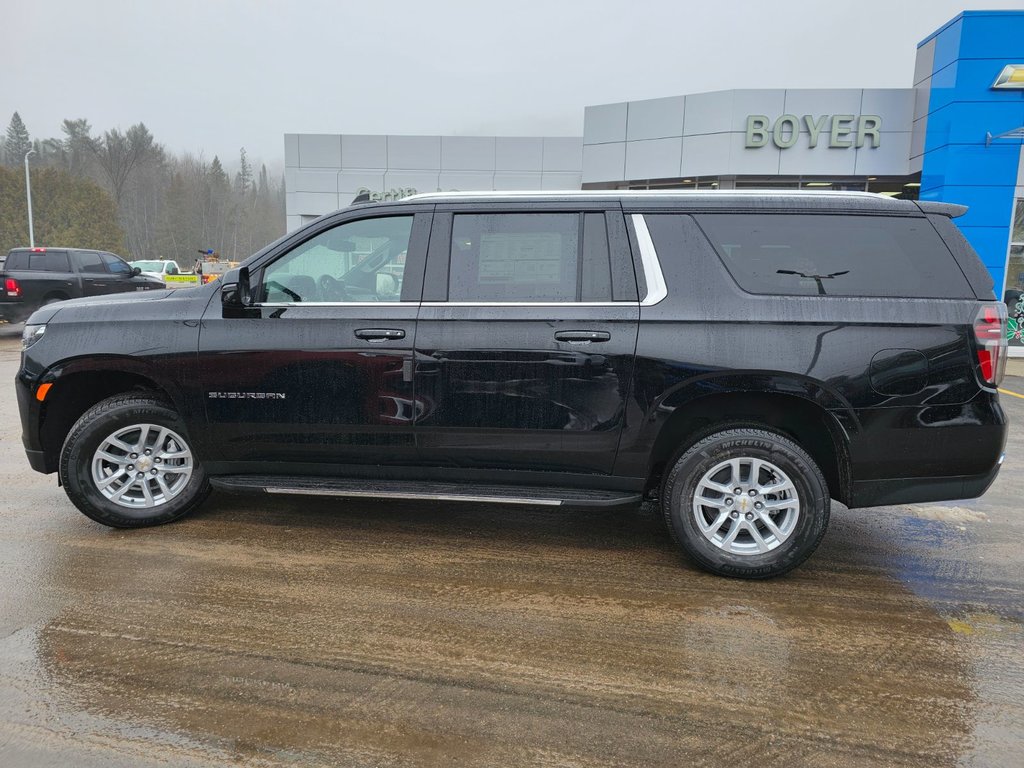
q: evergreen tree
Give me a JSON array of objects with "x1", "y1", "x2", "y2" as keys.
[
  {"x1": 258, "y1": 164, "x2": 270, "y2": 198},
  {"x1": 0, "y1": 165, "x2": 123, "y2": 253},
  {"x1": 208, "y1": 155, "x2": 229, "y2": 191},
  {"x1": 60, "y1": 119, "x2": 99, "y2": 178},
  {"x1": 234, "y1": 147, "x2": 252, "y2": 196},
  {"x1": 4, "y1": 112, "x2": 32, "y2": 166}
]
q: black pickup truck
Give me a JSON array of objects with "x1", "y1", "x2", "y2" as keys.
[{"x1": 1, "y1": 247, "x2": 164, "y2": 324}]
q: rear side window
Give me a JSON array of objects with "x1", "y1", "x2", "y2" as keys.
[
  {"x1": 448, "y1": 212, "x2": 613, "y2": 302},
  {"x1": 29, "y1": 251, "x2": 70, "y2": 271},
  {"x1": 450, "y1": 213, "x2": 579, "y2": 302},
  {"x1": 695, "y1": 214, "x2": 973, "y2": 299}
]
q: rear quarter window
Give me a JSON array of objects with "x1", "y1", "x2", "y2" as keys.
[
  {"x1": 694, "y1": 213, "x2": 974, "y2": 299},
  {"x1": 5, "y1": 252, "x2": 29, "y2": 270}
]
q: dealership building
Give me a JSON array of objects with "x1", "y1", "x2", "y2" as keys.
[{"x1": 286, "y1": 10, "x2": 1024, "y2": 298}]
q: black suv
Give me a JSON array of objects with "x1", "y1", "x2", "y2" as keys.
[
  {"x1": 15, "y1": 192, "x2": 1008, "y2": 578},
  {"x1": 1, "y1": 247, "x2": 163, "y2": 324}
]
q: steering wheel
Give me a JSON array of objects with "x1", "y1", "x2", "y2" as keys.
[{"x1": 317, "y1": 274, "x2": 348, "y2": 302}]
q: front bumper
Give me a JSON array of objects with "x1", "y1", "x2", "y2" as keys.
[
  {"x1": 24, "y1": 448, "x2": 47, "y2": 473},
  {"x1": 16, "y1": 367, "x2": 50, "y2": 473}
]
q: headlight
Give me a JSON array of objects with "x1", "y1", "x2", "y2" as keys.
[{"x1": 22, "y1": 324, "x2": 46, "y2": 350}]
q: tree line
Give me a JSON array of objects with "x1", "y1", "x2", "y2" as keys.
[{"x1": 0, "y1": 111, "x2": 285, "y2": 266}]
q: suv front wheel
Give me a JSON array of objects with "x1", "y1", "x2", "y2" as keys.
[
  {"x1": 60, "y1": 394, "x2": 211, "y2": 527},
  {"x1": 662, "y1": 428, "x2": 830, "y2": 578}
]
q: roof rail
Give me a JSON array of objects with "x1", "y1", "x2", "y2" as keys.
[{"x1": 403, "y1": 189, "x2": 894, "y2": 201}]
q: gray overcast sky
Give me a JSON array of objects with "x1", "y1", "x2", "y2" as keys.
[{"x1": 4, "y1": 0, "x2": 1023, "y2": 170}]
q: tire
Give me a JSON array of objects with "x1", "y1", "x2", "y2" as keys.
[
  {"x1": 42, "y1": 296, "x2": 67, "y2": 306},
  {"x1": 661, "y1": 427, "x2": 830, "y2": 579},
  {"x1": 59, "y1": 393, "x2": 210, "y2": 528}
]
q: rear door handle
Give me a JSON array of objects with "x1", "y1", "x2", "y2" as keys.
[
  {"x1": 355, "y1": 328, "x2": 406, "y2": 341},
  {"x1": 554, "y1": 330, "x2": 611, "y2": 343}
]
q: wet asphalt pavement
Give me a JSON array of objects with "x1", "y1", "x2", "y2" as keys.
[{"x1": 0, "y1": 333, "x2": 1021, "y2": 767}]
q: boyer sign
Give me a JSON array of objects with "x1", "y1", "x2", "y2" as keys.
[{"x1": 745, "y1": 114, "x2": 882, "y2": 149}]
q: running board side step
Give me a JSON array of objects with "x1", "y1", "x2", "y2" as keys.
[{"x1": 209, "y1": 476, "x2": 642, "y2": 508}]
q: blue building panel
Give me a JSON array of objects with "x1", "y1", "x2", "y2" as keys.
[
  {"x1": 919, "y1": 10, "x2": 1024, "y2": 295},
  {"x1": 923, "y1": 64, "x2": 1024, "y2": 127},
  {"x1": 921, "y1": 143, "x2": 1021, "y2": 197},
  {"x1": 929, "y1": 16, "x2": 964, "y2": 75},
  {"x1": 958, "y1": 226, "x2": 1009, "y2": 288},
  {"x1": 923, "y1": 185, "x2": 1018, "y2": 231}
]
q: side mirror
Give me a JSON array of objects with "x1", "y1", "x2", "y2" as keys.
[
  {"x1": 376, "y1": 272, "x2": 397, "y2": 297},
  {"x1": 238, "y1": 266, "x2": 252, "y2": 305},
  {"x1": 221, "y1": 266, "x2": 252, "y2": 308},
  {"x1": 131, "y1": 266, "x2": 142, "y2": 277}
]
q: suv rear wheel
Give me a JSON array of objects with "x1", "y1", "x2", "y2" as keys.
[
  {"x1": 661, "y1": 428, "x2": 830, "y2": 578},
  {"x1": 59, "y1": 394, "x2": 210, "y2": 527}
]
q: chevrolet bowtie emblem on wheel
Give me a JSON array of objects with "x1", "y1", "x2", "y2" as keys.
[{"x1": 992, "y1": 64, "x2": 1024, "y2": 89}]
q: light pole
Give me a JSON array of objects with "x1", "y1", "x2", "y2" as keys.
[{"x1": 24, "y1": 149, "x2": 36, "y2": 248}]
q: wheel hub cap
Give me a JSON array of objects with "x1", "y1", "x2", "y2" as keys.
[
  {"x1": 692, "y1": 457, "x2": 800, "y2": 556},
  {"x1": 91, "y1": 423, "x2": 194, "y2": 512}
]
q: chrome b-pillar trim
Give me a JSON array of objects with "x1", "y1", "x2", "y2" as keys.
[{"x1": 631, "y1": 213, "x2": 668, "y2": 307}]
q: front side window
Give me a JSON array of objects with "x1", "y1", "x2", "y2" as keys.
[
  {"x1": 76, "y1": 251, "x2": 107, "y2": 274},
  {"x1": 260, "y1": 216, "x2": 413, "y2": 303},
  {"x1": 101, "y1": 253, "x2": 132, "y2": 276}
]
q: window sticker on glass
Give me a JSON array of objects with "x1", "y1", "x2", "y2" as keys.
[
  {"x1": 478, "y1": 232, "x2": 565, "y2": 284},
  {"x1": 449, "y1": 213, "x2": 580, "y2": 302}
]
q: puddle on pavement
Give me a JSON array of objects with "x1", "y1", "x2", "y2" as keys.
[{"x1": 4, "y1": 496, "x2": 993, "y2": 767}]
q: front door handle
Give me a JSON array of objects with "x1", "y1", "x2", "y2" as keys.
[
  {"x1": 355, "y1": 328, "x2": 406, "y2": 341},
  {"x1": 554, "y1": 330, "x2": 611, "y2": 343}
]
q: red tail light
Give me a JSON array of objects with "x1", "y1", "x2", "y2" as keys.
[
  {"x1": 4, "y1": 277, "x2": 20, "y2": 298},
  {"x1": 974, "y1": 302, "x2": 1007, "y2": 386}
]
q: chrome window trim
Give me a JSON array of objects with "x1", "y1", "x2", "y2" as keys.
[
  {"x1": 255, "y1": 301, "x2": 631, "y2": 308},
  {"x1": 254, "y1": 215, "x2": 667, "y2": 309},
  {"x1": 631, "y1": 214, "x2": 668, "y2": 307},
  {"x1": 420, "y1": 301, "x2": 625, "y2": 308},
  {"x1": 255, "y1": 301, "x2": 410, "y2": 308}
]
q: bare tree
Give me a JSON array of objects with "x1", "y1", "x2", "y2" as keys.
[{"x1": 92, "y1": 123, "x2": 162, "y2": 206}]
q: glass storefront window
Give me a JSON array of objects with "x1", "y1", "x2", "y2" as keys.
[{"x1": 1003, "y1": 199, "x2": 1024, "y2": 346}]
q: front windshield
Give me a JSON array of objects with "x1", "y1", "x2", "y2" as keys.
[{"x1": 131, "y1": 261, "x2": 166, "y2": 272}]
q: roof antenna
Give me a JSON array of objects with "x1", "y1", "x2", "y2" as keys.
[{"x1": 352, "y1": 191, "x2": 371, "y2": 204}]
